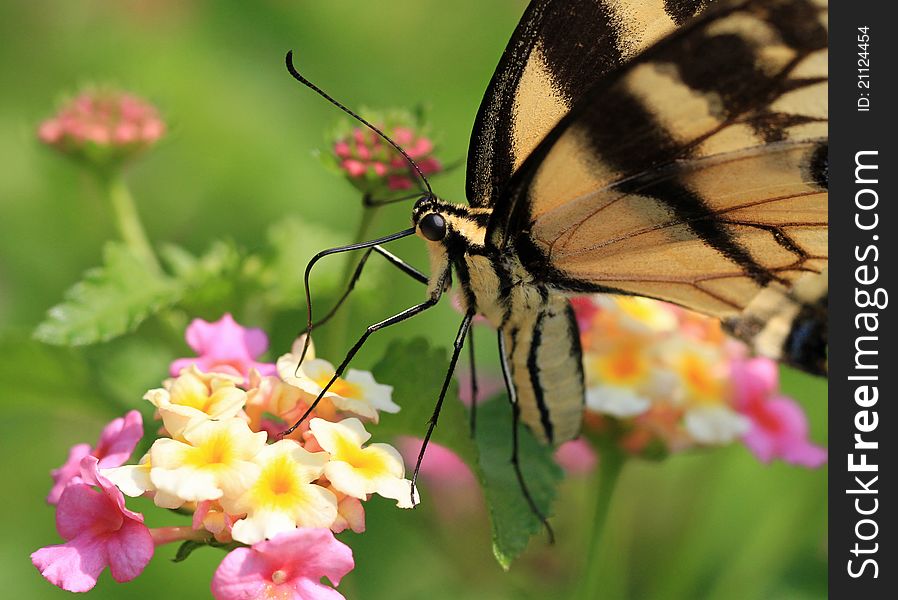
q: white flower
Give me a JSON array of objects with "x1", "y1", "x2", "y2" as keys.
[
  {"x1": 586, "y1": 385, "x2": 652, "y2": 418},
  {"x1": 684, "y1": 406, "x2": 750, "y2": 445}
]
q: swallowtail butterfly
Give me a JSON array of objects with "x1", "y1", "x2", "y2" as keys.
[{"x1": 286, "y1": 0, "x2": 828, "y2": 515}]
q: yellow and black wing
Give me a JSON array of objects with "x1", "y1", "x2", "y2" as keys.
[
  {"x1": 490, "y1": 0, "x2": 829, "y2": 374},
  {"x1": 466, "y1": 0, "x2": 715, "y2": 208}
]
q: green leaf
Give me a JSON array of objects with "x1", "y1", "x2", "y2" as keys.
[
  {"x1": 370, "y1": 337, "x2": 562, "y2": 569},
  {"x1": 173, "y1": 539, "x2": 239, "y2": 563},
  {"x1": 0, "y1": 332, "x2": 109, "y2": 416},
  {"x1": 34, "y1": 242, "x2": 183, "y2": 346},
  {"x1": 173, "y1": 540, "x2": 205, "y2": 563},
  {"x1": 160, "y1": 240, "x2": 245, "y2": 313},
  {"x1": 371, "y1": 337, "x2": 478, "y2": 468},
  {"x1": 474, "y1": 396, "x2": 563, "y2": 569},
  {"x1": 259, "y1": 216, "x2": 382, "y2": 309},
  {"x1": 88, "y1": 336, "x2": 174, "y2": 409}
]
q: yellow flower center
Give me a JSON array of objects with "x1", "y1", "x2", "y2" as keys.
[
  {"x1": 334, "y1": 436, "x2": 390, "y2": 477},
  {"x1": 178, "y1": 390, "x2": 214, "y2": 413},
  {"x1": 315, "y1": 374, "x2": 362, "y2": 399},
  {"x1": 616, "y1": 297, "x2": 657, "y2": 322},
  {"x1": 248, "y1": 454, "x2": 308, "y2": 511},
  {"x1": 186, "y1": 432, "x2": 235, "y2": 468},
  {"x1": 595, "y1": 345, "x2": 648, "y2": 386},
  {"x1": 679, "y1": 353, "x2": 722, "y2": 403}
]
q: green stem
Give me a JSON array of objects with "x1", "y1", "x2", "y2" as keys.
[
  {"x1": 324, "y1": 201, "x2": 381, "y2": 354},
  {"x1": 578, "y1": 447, "x2": 626, "y2": 600},
  {"x1": 105, "y1": 174, "x2": 162, "y2": 274}
]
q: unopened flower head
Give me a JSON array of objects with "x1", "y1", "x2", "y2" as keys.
[
  {"x1": 38, "y1": 88, "x2": 165, "y2": 168},
  {"x1": 330, "y1": 109, "x2": 442, "y2": 196}
]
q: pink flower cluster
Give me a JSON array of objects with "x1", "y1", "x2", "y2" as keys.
[
  {"x1": 32, "y1": 314, "x2": 415, "y2": 598},
  {"x1": 38, "y1": 89, "x2": 165, "y2": 166},
  {"x1": 333, "y1": 115, "x2": 441, "y2": 193}
]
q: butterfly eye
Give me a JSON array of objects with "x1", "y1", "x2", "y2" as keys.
[{"x1": 419, "y1": 213, "x2": 447, "y2": 241}]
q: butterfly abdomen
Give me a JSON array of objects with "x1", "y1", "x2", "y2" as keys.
[{"x1": 501, "y1": 294, "x2": 585, "y2": 445}]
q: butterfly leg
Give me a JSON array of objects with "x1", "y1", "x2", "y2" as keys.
[
  {"x1": 497, "y1": 330, "x2": 555, "y2": 543},
  {"x1": 411, "y1": 310, "x2": 475, "y2": 506},
  {"x1": 307, "y1": 244, "x2": 428, "y2": 332},
  {"x1": 467, "y1": 326, "x2": 478, "y2": 435},
  {"x1": 282, "y1": 271, "x2": 448, "y2": 436}
]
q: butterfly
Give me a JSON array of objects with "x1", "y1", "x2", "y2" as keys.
[{"x1": 285, "y1": 0, "x2": 828, "y2": 515}]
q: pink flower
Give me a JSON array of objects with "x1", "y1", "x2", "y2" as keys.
[
  {"x1": 32, "y1": 457, "x2": 154, "y2": 593},
  {"x1": 455, "y1": 369, "x2": 504, "y2": 407},
  {"x1": 570, "y1": 296, "x2": 600, "y2": 332},
  {"x1": 554, "y1": 439, "x2": 598, "y2": 476},
  {"x1": 211, "y1": 528, "x2": 353, "y2": 600},
  {"x1": 397, "y1": 437, "x2": 475, "y2": 486},
  {"x1": 38, "y1": 88, "x2": 165, "y2": 167},
  {"x1": 732, "y1": 358, "x2": 827, "y2": 467},
  {"x1": 170, "y1": 314, "x2": 276, "y2": 381},
  {"x1": 48, "y1": 410, "x2": 143, "y2": 505}
]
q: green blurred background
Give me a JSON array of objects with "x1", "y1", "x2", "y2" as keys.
[{"x1": 1, "y1": 1, "x2": 827, "y2": 598}]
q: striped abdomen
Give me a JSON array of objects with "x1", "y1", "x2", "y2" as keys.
[{"x1": 501, "y1": 294, "x2": 585, "y2": 445}]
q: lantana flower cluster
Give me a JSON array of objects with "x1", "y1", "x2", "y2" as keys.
[
  {"x1": 330, "y1": 109, "x2": 442, "y2": 195},
  {"x1": 33, "y1": 314, "x2": 415, "y2": 598},
  {"x1": 573, "y1": 295, "x2": 827, "y2": 466}
]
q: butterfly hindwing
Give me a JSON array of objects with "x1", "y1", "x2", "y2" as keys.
[
  {"x1": 466, "y1": 0, "x2": 717, "y2": 208},
  {"x1": 490, "y1": 0, "x2": 828, "y2": 373}
]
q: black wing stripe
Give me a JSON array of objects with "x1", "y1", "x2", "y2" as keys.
[
  {"x1": 466, "y1": 0, "x2": 627, "y2": 208},
  {"x1": 547, "y1": 80, "x2": 776, "y2": 286},
  {"x1": 664, "y1": 0, "x2": 713, "y2": 25}
]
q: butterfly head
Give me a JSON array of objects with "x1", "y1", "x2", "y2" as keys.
[{"x1": 412, "y1": 195, "x2": 449, "y2": 242}]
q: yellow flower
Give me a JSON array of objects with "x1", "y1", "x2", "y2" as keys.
[
  {"x1": 244, "y1": 370, "x2": 313, "y2": 430},
  {"x1": 146, "y1": 366, "x2": 246, "y2": 440},
  {"x1": 148, "y1": 418, "x2": 267, "y2": 509},
  {"x1": 595, "y1": 295, "x2": 678, "y2": 335},
  {"x1": 280, "y1": 358, "x2": 399, "y2": 422},
  {"x1": 310, "y1": 418, "x2": 417, "y2": 508},
  {"x1": 667, "y1": 343, "x2": 726, "y2": 405},
  {"x1": 591, "y1": 343, "x2": 650, "y2": 388},
  {"x1": 223, "y1": 440, "x2": 338, "y2": 545}
]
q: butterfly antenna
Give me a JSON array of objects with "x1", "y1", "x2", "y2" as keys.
[{"x1": 285, "y1": 50, "x2": 433, "y2": 197}]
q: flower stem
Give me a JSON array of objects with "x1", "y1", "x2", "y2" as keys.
[
  {"x1": 150, "y1": 526, "x2": 209, "y2": 547},
  {"x1": 105, "y1": 173, "x2": 162, "y2": 274},
  {"x1": 578, "y1": 446, "x2": 626, "y2": 600},
  {"x1": 325, "y1": 201, "x2": 381, "y2": 354}
]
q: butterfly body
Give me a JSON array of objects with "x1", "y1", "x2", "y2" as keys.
[{"x1": 414, "y1": 196, "x2": 586, "y2": 443}]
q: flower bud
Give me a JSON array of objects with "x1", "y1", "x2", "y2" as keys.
[
  {"x1": 38, "y1": 88, "x2": 165, "y2": 170},
  {"x1": 328, "y1": 109, "x2": 442, "y2": 197}
]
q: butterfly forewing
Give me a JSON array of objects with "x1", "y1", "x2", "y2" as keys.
[
  {"x1": 486, "y1": 0, "x2": 827, "y2": 373},
  {"x1": 466, "y1": 0, "x2": 716, "y2": 208}
]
